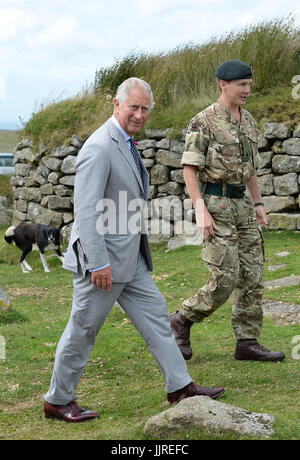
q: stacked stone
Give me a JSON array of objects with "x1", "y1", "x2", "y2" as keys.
[
  {"x1": 138, "y1": 128, "x2": 202, "y2": 248},
  {"x1": 11, "y1": 135, "x2": 83, "y2": 241},
  {"x1": 10, "y1": 122, "x2": 300, "y2": 248},
  {"x1": 257, "y1": 123, "x2": 300, "y2": 230}
]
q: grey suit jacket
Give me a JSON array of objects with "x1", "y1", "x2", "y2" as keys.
[{"x1": 63, "y1": 119, "x2": 153, "y2": 283}]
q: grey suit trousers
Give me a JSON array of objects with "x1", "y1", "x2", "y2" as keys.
[{"x1": 44, "y1": 253, "x2": 192, "y2": 405}]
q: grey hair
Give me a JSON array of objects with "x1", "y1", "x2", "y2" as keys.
[{"x1": 115, "y1": 77, "x2": 155, "y2": 110}]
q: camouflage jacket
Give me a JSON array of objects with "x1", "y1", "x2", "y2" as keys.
[{"x1": 181, "y1": 98, "x2": 259, "y2": 185}]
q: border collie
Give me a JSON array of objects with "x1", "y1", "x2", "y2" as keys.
[{"x1": 5, "y1": 223, "x2": 64, "y2": 273}]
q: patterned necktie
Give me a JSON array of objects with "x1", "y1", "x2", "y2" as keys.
[{"x1": 128, "y1": 137, "x2": 142, "y2": 179}]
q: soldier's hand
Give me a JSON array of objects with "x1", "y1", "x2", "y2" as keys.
[
  {"x1": 196, "y1": 206, "x2": 219, "y2": 237},
  {"x1": 255, "y1": 205, "x2": 268, "y2": 228},
  {"x1": 91, "y1": 266, "x2": 113, "y2": 291}
]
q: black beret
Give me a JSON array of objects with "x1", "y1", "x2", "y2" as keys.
[{"x1": 215, "y1": 60, "x2": 253, "y2": 80}]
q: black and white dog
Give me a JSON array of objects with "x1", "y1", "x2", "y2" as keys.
[{"x1": 5, "y1": 223, "x2": 64, "y2": 273}]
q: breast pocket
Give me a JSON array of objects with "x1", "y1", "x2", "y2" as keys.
[
  {"x1": 207, "y1": 141, "x2": 241, "y2": 171},
  {"x1": 241, "y1": 136, "x2": 254, "y2": 163}
]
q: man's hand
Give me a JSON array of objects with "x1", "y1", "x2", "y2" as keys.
[
  {"x1": 195, "y1": 199, "x2": 219, "y2": 237},
  {"x1": 247, "y1": 175, "x2": 268, "y2": 228},
  {"x1": 183, "y1": 166, "x2": 219, "y2": 237},
  {"x1": 255, "y1": 205, "x2": 268, "y2": 228},
  {"x1": 91, "y1": 266, "x2": 113, "y2": 291}
]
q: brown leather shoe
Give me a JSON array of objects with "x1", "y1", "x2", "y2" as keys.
[
  {"x1": 235, "y1": 339, "x2": 285, "y2": 362},
  {"x1": 44, "y1": 400, "x2": 99, "y2": 423},
  {"x1": 167, "y1": 381, "x2": 225, "y2": 404},
  {"x1": 169, "y1": 310, "x2": 193, "y2": 360}
]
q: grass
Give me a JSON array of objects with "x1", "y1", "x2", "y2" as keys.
[
  {"x1": 0, "y1": 227, "x2": 300, "y2": 440},
  {"x1": 95, "y1": 17, "x2": 299, "y2": 101},
  {"x1": 0, "y1": 176, "x2": 13, "y2": 204},
  {"x1": 0, "y1": 130, "x2": 19, "y2": 153},
  {"x1": 19, "y1": 16, "x2": 300, "y2": 149}
]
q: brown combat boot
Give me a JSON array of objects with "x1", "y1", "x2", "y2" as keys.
[
  {"x1": 169, "y1": 310, "x2": 193, "y2": 360},
  {"x1": 235, "y1": 339, "x2": 285, "y2": 362}
]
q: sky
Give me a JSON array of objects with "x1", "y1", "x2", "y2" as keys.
[{"x1": 0, "y1": 0, "x2": 299, "y2": 129}]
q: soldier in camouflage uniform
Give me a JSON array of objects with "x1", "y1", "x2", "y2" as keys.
[{"x1": 170, "y1": 60, "x2": 285, "y2": 362}]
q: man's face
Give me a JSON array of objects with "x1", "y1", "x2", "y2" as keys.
[
  {"x1": 220, "y1": 79, "x2": 253, "y2": 106},
  {"x1": 113, "y1": 86, "x2": 151, "y2": 136}
]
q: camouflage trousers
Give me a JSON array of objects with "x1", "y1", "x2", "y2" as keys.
[{"x1": 180, "y1": 194, "x2": 264, "y2": 340}]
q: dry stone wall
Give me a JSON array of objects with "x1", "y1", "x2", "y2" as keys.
[
  {"x1": 11, "y1": 122, "x2": 300, "y2": 248},
  {"x1": 11, "y1": 136, "x2": 81, "y2": 242},
  {"x1": 256, "y1": 123, "x2": 300, "y2": 230}
]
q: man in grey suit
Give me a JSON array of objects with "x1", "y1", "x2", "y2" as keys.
[{"x1": 44, "y1": 78, "x2": 225, "y2": 422}]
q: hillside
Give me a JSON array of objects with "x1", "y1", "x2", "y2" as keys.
[
  {"x1": 20, "y1": 16, "x2": 300, "y2": 149},
  {"x1": 0, "y1": 130, "x2": 19, "y2": 153}
]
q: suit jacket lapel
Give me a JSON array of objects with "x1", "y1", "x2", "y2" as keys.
[
  {"x1": 140, "y1": 159, "x2": 149, "y2": 200},
  {"x1": 106, "y1": 119, "x2": 147, "y2": 197}
]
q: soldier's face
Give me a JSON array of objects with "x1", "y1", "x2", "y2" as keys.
[
  {"x1": 113, "y1": 87, "x2": 151, "y2": 136},
  {"x1": 221, "y1": 79, "x2": 252, "y2": 106}
]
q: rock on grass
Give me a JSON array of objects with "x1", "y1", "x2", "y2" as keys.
[{"x1": 144, "y1": 396, "x2": 274, "y2": 438}]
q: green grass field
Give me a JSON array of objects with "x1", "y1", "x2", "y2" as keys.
[
  {"x1": 0, "y1": 228, "x2": 300, "y2": 440},
  {"x1": 0, "y1": 130, "x2": 19, "y2": 153}
]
